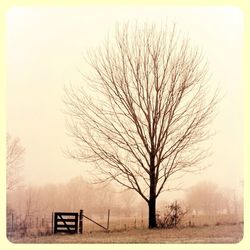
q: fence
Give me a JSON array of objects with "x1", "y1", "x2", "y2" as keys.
[
  {"x1": 7, "y1": 213, "x2": 52, "y2": 239},
  {"x1": 7, "y1": 211, "x2": 243, "y2": 239},
  {"x1": 7, "y1": 209, "x2": 110, "y2": 238},
  {"x1": 182, "y1": 213, "x2": 244, "y2": 227}
]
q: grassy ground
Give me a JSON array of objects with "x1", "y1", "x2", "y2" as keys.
[{"x1": 9, "y1": 223, "x2": 243, "y2": 243}]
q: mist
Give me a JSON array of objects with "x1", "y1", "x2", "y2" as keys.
[
  {"x1": 7, "y1": 175, "x2": 243, "y2": 236},
  {"x1": 5, "y1": 6, "x2": 244, "y2": 241}
]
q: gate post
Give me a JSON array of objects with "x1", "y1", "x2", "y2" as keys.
[
  {"x1": 79, "y1": 209, "x2": 83, "y2": 234},
  {"x1": 53, "y1": 212, "x2": 57, "y2": 234},
  {"x1": 52, "y1": 212, "x2": 54, "y2": 234}
]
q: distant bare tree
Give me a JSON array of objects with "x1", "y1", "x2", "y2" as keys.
[
  {"x1": 64, "y1": 23, "x2": 218, "y2": 228},
  {"x1": 6, "y1": 134, "x2": 25, "y2": 191},
  {"x1": 21, "y1": 187, "x2": 40, "y2": 236}
]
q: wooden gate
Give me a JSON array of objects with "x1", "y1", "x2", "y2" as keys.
[
  {"x1": 53, "y1": 211, "x2": 82, "y2": 234},
  {"x1": 52, "y1": 209, "x2": 109, "y2": 234}
]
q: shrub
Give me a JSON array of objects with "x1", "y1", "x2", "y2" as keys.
[{"x1": 157, "y1": 201, "x2": 187, "y2": 228}]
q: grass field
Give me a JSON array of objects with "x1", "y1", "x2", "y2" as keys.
[{"x1": 9, "y1": 223, "x2": 243, "y2": 243}]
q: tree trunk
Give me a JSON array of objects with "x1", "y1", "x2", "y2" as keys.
[
  {"x1": 148, "y1": 196, "x2": 157, "y2": 228},
  {"x1": 148, "y1": 153, "x2": 157, "y2": 228}
]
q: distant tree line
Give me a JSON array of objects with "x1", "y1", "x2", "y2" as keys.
[
  {"x1": 185, "y1": 181, "x2": 243, "y2": 215},
  {"x1": 7, "y1": 176, "x2": 147, "y2": 224},
  {"x1": 7, "y1": 177, "x2": 243, "y2": 231}
]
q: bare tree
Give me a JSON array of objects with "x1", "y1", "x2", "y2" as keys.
[
  {"x1": 64, "y1": 23, "x2": 218, "y2": 228},
  {"x1": 6, "y1": 134, "x2": 25, "y2": 191}
]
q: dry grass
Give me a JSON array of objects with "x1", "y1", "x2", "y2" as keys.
[{"x1": 9, "y1": 223, "x2": 243, "y2": 243}]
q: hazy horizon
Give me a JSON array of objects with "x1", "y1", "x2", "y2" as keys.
[{"x1": 6, "y1": 6, "x2": 243, "y2": 196}]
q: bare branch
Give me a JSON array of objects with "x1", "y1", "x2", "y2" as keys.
[{"x1": 6, "y1": 134, "x2": 25, "y2": 191}]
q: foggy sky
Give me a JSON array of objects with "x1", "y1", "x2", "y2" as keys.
[{"x1": 6, "y1": 6, "x2": 243, "y2": 195}]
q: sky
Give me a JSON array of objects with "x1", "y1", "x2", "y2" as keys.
[{"x1": 6, "y1": 6, "x2": 243, "y2": 197}]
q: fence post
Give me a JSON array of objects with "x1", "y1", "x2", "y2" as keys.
[
  {"x1": 107, "y1": 209, "x2": 110, "y2": 230},
  {"x1": 52, "y1": 212, "x2": 54, "y2": 234},
  {"x1": 11, "y1": 213, "x2": 14, "y2": 231},
  {"x1": 79, "y1": 210, "x2": 83, "y2": 234}
]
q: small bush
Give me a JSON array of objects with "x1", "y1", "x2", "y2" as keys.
[{"x1": 157, "y1": 201, "x2": 187, "y2": 228}]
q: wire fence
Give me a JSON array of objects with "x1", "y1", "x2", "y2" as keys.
[
  {"x1": 7, "y1": 211, "x2": 243, "y2": 240},
  {"x1": 7, "y1": 214, "x2": 52, "y2": 239},
  {"x1": 182, "y1": 213, "x2": 243, "y2": 227}
]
